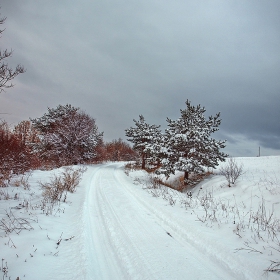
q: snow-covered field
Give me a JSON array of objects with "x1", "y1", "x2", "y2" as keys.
[{"x1": 1, "y1": 156, "x2": 280, "y2": 279}]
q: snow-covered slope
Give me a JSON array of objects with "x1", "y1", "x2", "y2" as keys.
[{"x1": 1, "y1": 156, "x2": 280, "y2": 279}]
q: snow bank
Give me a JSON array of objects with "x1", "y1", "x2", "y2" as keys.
[{"x1": 1, "y1": 156, "x2": 279, "y2": 279}]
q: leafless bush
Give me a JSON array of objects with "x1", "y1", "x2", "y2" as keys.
[
  {"x1": 105, "y1": 139, "x2": 137, "y2": 162},
  {"x1": 220, "y1": 158, "x2": 244, "y2": 187},
  {"x1": 62, "y1": 166, "x2": 86, "y2": 192},
  {"x1": 145, "y1": 174, "x2": 164, "y2": 197},
  {"x1": 250, "y1": 198, "x2": 280, "y2": 241},
  {"x1": 196, "y1": 191, "x2": 215, "y2": 223},
  {"x1": 40, "y1": 166, "x2": 86, "y2": 203},
  {"x1": 257, "y1": 172, "x2": 280, "y2": 195},
  {"x1": 41, "y1": 176, "x2": 67, "y2": 203}
]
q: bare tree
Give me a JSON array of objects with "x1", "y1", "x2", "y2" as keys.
[{"x1": 0, "y1": 10, "x2": 25, "y2": 93}]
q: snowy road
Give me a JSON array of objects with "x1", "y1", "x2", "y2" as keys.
[
  {"x1": 81, "y1": 163, "x2": 240, "y2": 280},
  {"x1": 2, "y1": 159, "x2": 280, "y2": 279}
]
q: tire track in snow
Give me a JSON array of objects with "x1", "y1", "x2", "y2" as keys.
[
  {"x1": 83, "y1": 165, "x2": 124, "y2": 279},
  {"x1": 95, "y1": 171, "x2": 158, "y2": 279},
  {"x1": 84, "y1": 163, "x2": 240, "y2": 279},
  {"x1": 113, "y1": 164, "x2": 263, "y2": 280},
  {"x1": 84, "y1": 164, "x2": 155, "y2": 279}
]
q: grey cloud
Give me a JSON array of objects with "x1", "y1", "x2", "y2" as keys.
[{"x1": 0, "y1": 0, "x2": 279, "y2": 156}]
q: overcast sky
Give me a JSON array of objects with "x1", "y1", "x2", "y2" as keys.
[{"x1": 1, "y1": 0, "x2": 280, "y2": 157}]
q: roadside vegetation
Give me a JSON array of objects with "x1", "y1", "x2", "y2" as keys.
[
  {"x1": 124, "y1": 157, "x2": 280, "y2": 275},
  {"x1": 0, "y1": 165, "x2": 86, "y2": 279}
]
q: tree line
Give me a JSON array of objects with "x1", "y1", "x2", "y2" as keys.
[
  {"x1": 0, "y1": 10, "x2": 136, "y2": 183},
  {"x1": 0, "y1": 104, "x2": 136, "y2": 184},
  {"x1": 0, "y1": 9, "x2": 227, "y2": 186}
]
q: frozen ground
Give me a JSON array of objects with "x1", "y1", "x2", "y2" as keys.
[{"x1": 1, "y1": 156, "x2": 280, "y2": 279}]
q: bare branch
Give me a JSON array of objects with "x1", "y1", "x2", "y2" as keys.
[{"x1": 0, "y1": 10, "x2": 25, "y2": 93}]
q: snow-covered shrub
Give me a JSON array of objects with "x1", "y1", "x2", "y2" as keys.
[{"x1": 31, "y1": 104, "x2": 103, "y2": 167}]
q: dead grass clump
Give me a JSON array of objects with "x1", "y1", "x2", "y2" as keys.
[
  {"x1": 62, "y1": 166, "x2": 86, "y2": 192},
  {"x1": 0, "y1": 189, "x2": 11, "y2": 200},
  {"x1": 40, "y1": 166, "x2": 86, "y2": 203},
  {"x1": 124, "y1": 162, "x2": 141, "y2": 175},
  {"x1": 0, "y1": 209, "x2": 34, "y2": 235},
  {"x1": 11, "y1": 174, "x2": 31, "y2": 190}
]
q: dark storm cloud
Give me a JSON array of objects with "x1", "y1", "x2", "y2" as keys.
[{"x1": 0, "y1": 0, "x2": 279, "y2": 156}]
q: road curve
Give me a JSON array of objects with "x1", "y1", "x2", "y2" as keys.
[{"x1": 82, "y1": 163, "x2": 243, "y2": 280}]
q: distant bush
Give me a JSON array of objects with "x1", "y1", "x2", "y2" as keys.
[
  {"x1": 0, "y1": 121, "x2": 39, "y2": 186},
  {"x1": 105, "y1": 138, "x2": 137, "y2": 162}
]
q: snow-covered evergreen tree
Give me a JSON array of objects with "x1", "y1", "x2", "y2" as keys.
[
  {"x1": 31, "y1": 104, "x2": 103, "y2": 166},
  {"x1": 125, "y1": 115, "x2": 162, "y2": 169},
  {"x1": 160, "y1": 100, "x2": 227, "y2": 183}
]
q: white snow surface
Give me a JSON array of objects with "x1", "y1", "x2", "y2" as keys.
[{"x1": 1, "y1": 156, "x2": 280, "y2": 279}]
